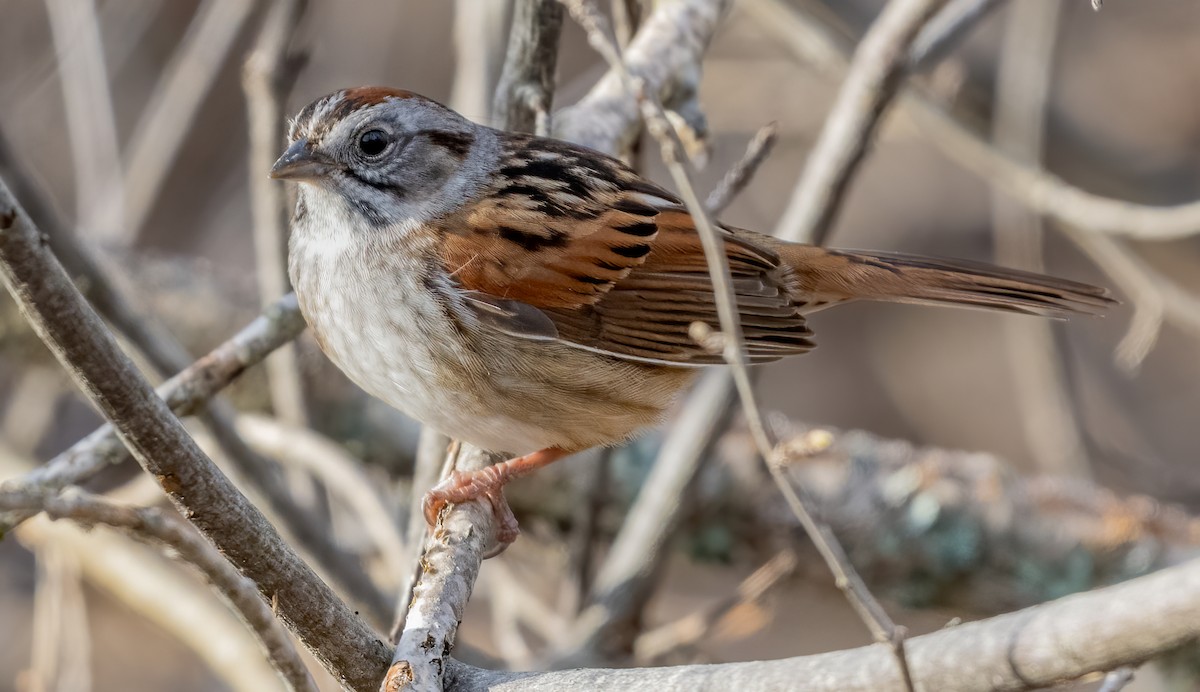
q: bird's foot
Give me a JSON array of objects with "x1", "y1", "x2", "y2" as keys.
[{"x1": 421, "y1": 447, "x2": 570, "y2": 553}]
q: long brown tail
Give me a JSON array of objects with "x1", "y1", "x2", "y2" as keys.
[{"x1": 779, "y1": 245, "x2": 1114, "y2": 317}]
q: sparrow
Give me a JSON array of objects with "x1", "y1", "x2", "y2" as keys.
[{"x1": 271, "y1": 87, "x2": 1112, "y2": 544}]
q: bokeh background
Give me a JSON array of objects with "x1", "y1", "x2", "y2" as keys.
[{"x1": 1, "y1": 0, "x2": 1199, "y2": 690}]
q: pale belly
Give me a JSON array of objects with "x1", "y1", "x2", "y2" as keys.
[{"x1": 291, "y1": 243, "x2": 695, "y2": 454}]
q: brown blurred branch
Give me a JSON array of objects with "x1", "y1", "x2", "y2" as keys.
[
  {"x1": 244, "y1": 0, "x2": 310, "y2": 427},
  {"x1": 444, "y1": 555, "x2": 1200, "y2": 691},
  {"x1": 448, "y1": 0, "x2": 510, "y2": 121},
  {"x1": 99, "y1": 0, "x2": 260, "y2": 242},
  {"x1": 0, "y1": 487, "x2": 318, "y2": 692},
  {"x1": 773, "y1": 0, "x2": 951, "y2": 245},
  {"x1": 991, "y1": 0, "x2": 1089, "y2": 477},
  {"x1": 0, "y1": 180, "x2": 389, "y2": 690},
  {"x1": 493, "y1": 0, "x2": 564, "y2": 136}
]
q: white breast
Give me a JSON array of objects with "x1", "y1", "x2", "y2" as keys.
[{"x1": 287, "y1": 189, "x2": 569, "y2": 454}]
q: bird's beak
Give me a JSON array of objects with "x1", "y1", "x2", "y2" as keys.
[{"x1": 270, "y1": 138, "x2": 331, "y2": 181}]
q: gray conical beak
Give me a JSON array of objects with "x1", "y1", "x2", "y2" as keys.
[{"x1": 270, "y1": 138, "x2": 331, "y2": 180}]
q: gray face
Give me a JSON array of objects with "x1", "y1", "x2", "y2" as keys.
[{"x1": 274, "y1": 88, "x2": 488, "y2": 228}]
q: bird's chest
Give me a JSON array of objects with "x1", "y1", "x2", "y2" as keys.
[{"x1": 288, "y1": 230, "x2": 485, "y2": 423}]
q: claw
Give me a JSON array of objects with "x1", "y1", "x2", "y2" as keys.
[{"x1": 418, "y1": 447, "x2": 572, "y2": 552}]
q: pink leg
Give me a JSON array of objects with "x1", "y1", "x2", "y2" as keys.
[{"x1": 422, "y1": 447, "x2": 572, "y2": 545}]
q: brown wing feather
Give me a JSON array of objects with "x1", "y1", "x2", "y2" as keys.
[
  {"x1": 544, "y1": 216, "x2": 816, "y2": 366},
  {"x1": 438, "y1": 134, "x2": 677, "y2": 309},
  {"x1": 436, "y1": 135, "x2": 815, "y2": 366}
]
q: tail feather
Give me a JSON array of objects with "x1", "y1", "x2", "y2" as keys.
[{"x1": 780, "y1": 246, "x2": 1115, "y2": 318}]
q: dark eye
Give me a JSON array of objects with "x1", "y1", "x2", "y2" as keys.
[{"x1": 357, "y1": 129, "x2": 390, "y2": 157}]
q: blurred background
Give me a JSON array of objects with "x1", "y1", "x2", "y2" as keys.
[{"x1": 1, "y1": 0, "x2": 1199, "y2": 690}]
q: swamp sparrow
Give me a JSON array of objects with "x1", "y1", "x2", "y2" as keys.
[{"x1": 272, "y1": 87, "x2": 1111, "y2": 544}]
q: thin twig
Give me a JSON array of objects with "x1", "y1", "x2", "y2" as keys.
[
  {"x1": 493, "y1": 0, "x2": 565, "y2": 135},
  {"x1": 560, "y1": 3, "x2": 917, "y2": 688},
  {"x1": 0, "y1": 487, "x2": 318, "y2": 692},
  {"x1": 562, "y1": 446, "x2": 611, "y2": 615},
  {"x1": 0, "y1": 181, "x2": 389, "y2": 690},
  {"x1": 244, "y1": 0, "x2": 310, "y2": 428},
  {"x1": 704, "y1": 122, "x2": 778, "y2": 214},
  {"x1": 0, "y1": 294, "x2": 304, "y2": 527},
  {"x1": 773, "y1": 0, "x2": 950, "y2": 245},
  {"x1": 388, "y1": 427, "x2": 451, "y2": 645},
  {"x1": 28, "y1": 542, "x2": 91, "y2": 692}
]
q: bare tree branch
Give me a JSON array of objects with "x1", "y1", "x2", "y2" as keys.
[
  {"x1": 0, "y1": 294, "x2": 303, "y2": 513},
  {"x1": 0, "y1": 487, "x2": 318, "y2": 692},
  {"x1": 443, "y1": 555, "x2": 1200, "y2": 690},
  {"x1": 383, "y1": 445, "x2": 503, "y2": 692},
  {"x1": 0, "y1": 179, "x2": 389, "y2": 690},
  {"x1": 1, "y1": 441, "x2": 291, "y2": 692},
  {"x1": 493, "y1": 0, "x2": 564, "y2": 135},
  {"x1": 908, "y1": 0, "x2": 1007, "y2": 70},
  {"x1": 553, "y1": 0, "x2": 731, "y2": 154}
]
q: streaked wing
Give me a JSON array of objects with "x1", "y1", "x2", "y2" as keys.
[
  {"x1": 435, "y1": 133, "x2": 814, "y2": 366},
  {"x1": 546, "y1": 218, "x2": 815, "y2": 365},
  {"x1": 438, "y1": 134, "x2": 678, "y2": 309}
]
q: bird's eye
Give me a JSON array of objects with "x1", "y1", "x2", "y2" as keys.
[{"x1": 357, "y1": 129, "x2": 390, "y2": 157}]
